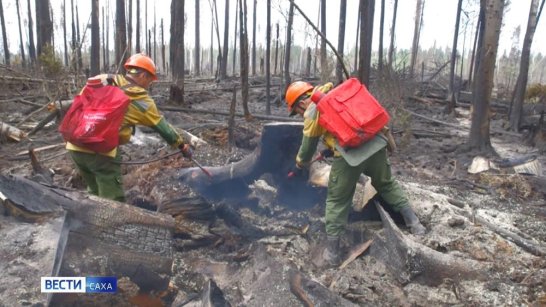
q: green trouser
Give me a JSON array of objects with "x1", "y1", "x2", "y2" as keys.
[
  {"x1": 69, "y1": 150, "x2": 125, "y2": 202},
  {"x1": 325, "y1": 148, "x2": 409, "y2": 236}
]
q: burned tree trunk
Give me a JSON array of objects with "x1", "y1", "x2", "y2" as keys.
[
  {"x1": 90, "y1": 0, "x2": 100, "y2": 75},
  {"x1": 16, "y1": 0, "x2": 26, "y2": 67},
  {"x1": 336, "y1": 0, "x2": 347, "y2": 85},
  {"x1": 377, "y1": 0, "x2": 385, "y2": 71},
  {"x1": 62, "y1": 0, "x2": 68, "y2": 66},
  {"x1": 251, "y1": 0, "x2": 257, "y2": 76},
  {"x1": 358, "y1": 0, "x2": 374, "y2": 86},
  {"x1": 468, "y1": 0, "x2": 504, "y2": 152},
  {"x1": 319, "y1": 0, "x2": 327, "y2": 83},
  {"x1": 35, "y1": 0, "x2": 53, "y2": 58},
  {"x1": 283, "y1": 2, "x2": 294, "y2": 91},
  {"x1": 170, "y1": 0, "x2": 185, "y2": 104},
  {"x1": 410, "y1": 0, "x2": 424, "y2": 78},
  {"x1": 220, "y1": 0, "x2": 230, "y2": 79},
  {"x1": 136, "y1": 0, "x2": 140, "y2": 53},
  {"x1": 274, "y1": 23, "x2": 279, "y2": 75},
  {"x1": 265, "y1": 0, "x2": 271, "y2": 114},
  {"x1": 0, "y1": 0, "x2": 10, "y2": 66},
  {"x1": 127, "y1": 0, "x2": 132, "y2": 54},
  {"x1": 445, "y1": 0, "x2": 464, "y2": 115},
  {"x1": 115, "y1": 0, "x2": 128, "y2": 74},
  {"x1": 239, "y1": 0, "x2": 251, "y2": 117},
  {"x1": 0, "y1": 175, "x2": 175, "y2": 304},
  {"x1": 387, "y1": 0, "x2": 397, "y2": 69},
  {"x1": 27, "y1": 0, "x2": 36, "y2": 65},
  {"x1": 194, "y1": 0, "x2": 200, "y2": 76}
]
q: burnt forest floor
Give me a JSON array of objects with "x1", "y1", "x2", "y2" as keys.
[{"x1": 1, "y1": 74, "x2": 545, "y2": 306}]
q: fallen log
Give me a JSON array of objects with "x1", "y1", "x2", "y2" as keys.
[
  {"x1": 0, "y1": 121, "x2": 27, "y2": 141},
  {"x1": 0, "y1": 175, "x2": 175, "y2": 301},
  {"x1": 369, "y1": 202, "x2": 488, "y2": 286}
]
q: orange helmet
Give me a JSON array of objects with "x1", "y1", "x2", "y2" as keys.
[
  {"x1": 124, "y1": 53, "x2": 157, "y2": 80},
  {"x1": 285, "y1": 81, "x2": 313, "y2": 115}
]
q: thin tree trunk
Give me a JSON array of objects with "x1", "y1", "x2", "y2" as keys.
[
  {"x1": 468, "y1": 16, "x2": 481, "y2": 85},
  {"x1": 0, "y1": 0, "x2": 8, "y2": 66},
  {"x1": 358, "y1": 0, "x2": 374, "y2": 86},
  {"x1": 305, "y1": 47, "x2": 311, "y2": 77},
  {"x1": 410, "y1": 0, "x2": 424, "y2": 77},
  {"x1": 220, "y1": 0, "x2": 230, "y2": 79},
  {"x1": 469, "y1": 0, "x2": 504, "y2": 152},
  {"x1": 509, "y1": 0, "x2": 545, "y2": 131},
  {"x1": 251, "y1": 0, "x2": 256, "y2": 75},
  {"x1": 145, "y1": 0, "x2": 148, "y2": 55},
  {"x1": 102, "y1": 7, "x2": 106, "y2": 70},
  {"x1": 388, "y1": 0, "x2": 398, "y2": 68},
  {"x1": 319, "y1": 0, "x2": 327, "y2": 82},
  {"x1": 232, "y1": 0, "x2": 238, "y2": 75},
  {"x1": 211, "y1": 0, "x2": 222, "y2": 78},
  {"x1": 105, "y1": 1, "x2": 110, "y2": 69},
  {"x1": 16, "y1": 0, "x2": 26, "y2": 67},
  {"x1": 445, "y1": 0, "x2": 463, "y2": 115},
  {"x1": 161, "y1": 18, "x2": 165, "y2": 73},
  {"x1": 265, "y1": 0, "x2": 271, "y2": 114},
  {"x1": 210, "y1": 14, "x2": 214, "y2": 75},
  {"x1": 239, "y1": 0, "x2": 250, "y2": 117},
  {"x1": 283, "y1": 2, "x2": 294, "y2": 91},
  {"x1": 76, "y1": 3, "x2": 82, "y2": 70},
  {"x1": 336, "y1": 0, "x2": 347, "y2": 85},
  {"x1": 378, "y1": 0, "x2": 385, "y2": 71},
  {"x1": 115, "y1": 0, "x2": 128, "y2": 74},
  {"x1": 127, "y1": 0, "x2": 132, "y2": 54},
  {"x1": 274, "y1": 23, "x2": 279, "y2": 75},
  {"x1": 70, "y1": 0, "x2": 76, "y2": 70},
  {"x1": 354, "y1": 0, "x2": 360, "y2": 72},
  {"x1": 136, "y1": 0, "x2": 140, "y2": 52},
  {"x1": 153, "y1": 3, "x2": 156, "y2": 63},
  {"x1": 170, "y1": 0, "x2": 185, "y2": 104},
  {"x1": 90, "y1": 0, "x2": 100, "y2": 75},
  {"x1": 194, "y1": 0, "x2": 201, "y2": 76},
  {"x1": 62, "y1": 0, "x2": 68, "y2": 66}
]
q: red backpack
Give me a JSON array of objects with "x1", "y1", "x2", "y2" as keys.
[
  {"x1": 311, "y1": 78, "x2": 390, "y2": 148},
  {"x1": 59, "y1": 78, "x2": 131, "y2": 153}
]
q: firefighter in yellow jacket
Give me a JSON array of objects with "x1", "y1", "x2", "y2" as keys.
[
  {"x1": 285, "y1": 80, "x2": 426, "y2": 267},
  {"x1": 66, "y1": 53, "x2": 192, "y2": 202}
]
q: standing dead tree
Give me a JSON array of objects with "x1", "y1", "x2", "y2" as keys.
[
  {"x1": 115, "y1": 0, "x2": 128, "y2": 73},
  {"x1": 0, "y1": 0, "x2": 10, "y2": 66},
  {"x1": 468, "y1": 0, "x2": 505, "y2": 152},
  {"x1": 16, "y1": 0, "x2": 26, "y2": 67},
  {"x1": 170, "y1": 0, "x2": 185, "y2": 104},
  {"x1": 238, "y1": 0, "x2": 251, "y2": 118},
  {"x1": 509, "y1": 0, "x2": 545, "y2": 131},
  {"x1": 90, "y1": 0, "x2": 100, "y2": 75},
  {"x1": 194, "y1": 0, "x2": 201, "y2": 76},
  {"x1": 410, "y1": 0, "x2": 424, "y2": 77},
  {"x1": 445, "y1": 0, "x2": 464, "y2": 115},
  {"x1": 35, "y1": 0, "x2": 53, "y2": 58}
]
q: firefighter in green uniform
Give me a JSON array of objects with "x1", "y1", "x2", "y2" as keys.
[
  {"x1": 285, "y1": 81, "x2": 426, "y2": 267},
  {"x1": 66, "y1": 53, "x2": 192, "y2": 202}
]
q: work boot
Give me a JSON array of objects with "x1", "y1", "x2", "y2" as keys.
[
  {"x1": 321, "y1": 235, "x2": 341, "y2": 267},
  {"x1": 400, "y1": 206, "x2": 426, "y2": 235}
]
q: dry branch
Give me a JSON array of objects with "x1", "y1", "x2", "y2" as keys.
[{"x1": 0, "y1": 121, "x2": 27, "y2": 141}]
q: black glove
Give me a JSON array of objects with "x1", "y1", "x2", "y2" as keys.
[
  {"x1": 179, "y1": 143, "x2": 193, "y2": 159},
  {"x1": 287, "y1": 164, "x2": 305, "y2": 178},
  {"x1": 319, "y1": 149, "x2": 334, "y2": 159}
]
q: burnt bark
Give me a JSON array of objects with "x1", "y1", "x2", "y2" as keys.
[
  {"x1": 62, "y1": 0, "x2": 68, "y2": 66},
  {"x1": 283, "y1": 2, "x2": 294, "y2": 92},
  {"x1": 238, "y1": 0, "x2": 250, "y2": 117},
  {"x1": 115, "y1": 0, "x2": 128, "y2": 74},
  {"x1": 319, "y1": 0, "x2": 327, "y2": 83},
  {"x1": 251, "y1": 0, "x2": 257, "y2": 75},
  {"x1": 220, "y1": 0, "x2": 230, "y2": 79},
  {"x1": 127, "y1": 0, "x2": 132, "y2": 54},
  {"x1": 358, "y1": 0, "x2": 374, "y2": 86},
  {"x1": 387, "y1": 0, "x2": 397, "y2": 68},
  {"x1": 274, "y1": 23, "x2": 279, "y2": 75},
  {"x1": 16, "y1": 0, "x2": 26, "y2": 67},
  {"x1": 445, "y1": 0, "x2": 464, "y2": 115},
  {"x1": 170, "y1": 0, "x2": 185, "y2": 104},
  {"x1": 194, "y1": 0, "x2": 201, "y2": 76},
  {"x1": 0, "y1": 0, "x2": 10, "y2": 66},
  {"x1": 377, "y1": 0, "x2": 385, "y2": 71},
  {"x1": 90, "y1": 0, "x2": 100, "y2": 75},
  {"x1": 35, "y1": 0, "x2": 53, "y2": 58},
  {"x1": 509, "y1": 0, "x2": 545, "y2": 131},
  {"x1": 265, "y1": 0, "x2": 271, "y2": 114},
  {"x1": 410, "y1": 0, "x2": 424, "y2": 78},
  {"x1": 27, "y1": 0, "x2": 36, "y2": 65},
  {"x1": 336, "y1": 0, "x2": 347, "y2": 85},
  {"x1": 136, "y1": 0, "x2": 140, "y2": 52},
  {"x1": 468, "y1": 0, "x2": 504, "y2": 152}
]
